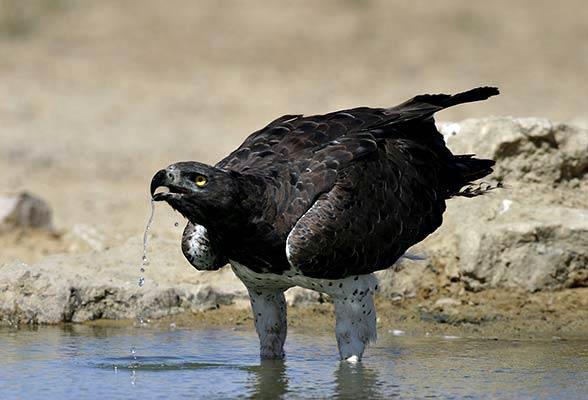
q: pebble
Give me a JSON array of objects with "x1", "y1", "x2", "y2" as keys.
[{"x1": 434, "y1": 298, "x2": 461, "y2": 308}]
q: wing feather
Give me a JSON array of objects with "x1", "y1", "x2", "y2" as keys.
[{"x1": 286, "y1": 141, "x2": 445, "y2": 279}]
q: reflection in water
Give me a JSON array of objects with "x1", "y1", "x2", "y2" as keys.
[
  {"x1": 334, "y1": 361, "x2": 383, "y2": 400},
  {"x1": 247, "y1": 359, "x2": 289, "y2": 400},
  {"x1": 246, "y1": 359, "x2": 385, "y2": 400}
]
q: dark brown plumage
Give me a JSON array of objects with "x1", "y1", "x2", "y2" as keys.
[
  {"x1": 150, "y1": 86, "x2": 498, "y2": 360},
  {"x1": 152, "y1": 86, "x2": 497, "y2": 279}
]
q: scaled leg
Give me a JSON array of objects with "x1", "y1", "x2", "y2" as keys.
[
  {"x1": 248, "y1": 289, "x2": 288, "y2": 359},
  {"x1": 333, "y1": 289, "x2": 377, "y2": 361}
]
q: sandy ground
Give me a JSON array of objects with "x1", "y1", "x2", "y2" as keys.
[{"x1": 1, "y1": 0, "x2": 588, "y2": 334}]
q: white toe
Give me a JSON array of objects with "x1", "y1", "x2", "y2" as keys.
[{"x1": 345, "y1": 355, "x2": 359, "y2": 363}]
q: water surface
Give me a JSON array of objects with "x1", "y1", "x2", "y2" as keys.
[{"x1": 1, "y1": 324, "x2": 587, "y2": 399}]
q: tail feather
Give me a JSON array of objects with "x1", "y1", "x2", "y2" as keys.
[
  {"x1": 412, "y1": 86, "x2": 500, "y2": 110},
  {"x1": 383, "y1": 86, "x2": 500, "y2": 199},
  {"x1": 448, "y1": 154, "x2": 496, "y2": 198},
  {"x1": 453, "y1": 154, "x2": 495, "y2": 181},
  {"x1": 387, "y1": 86, "x2": 500, "y2": 119},
  {"x1": 457, "y1": 181, "x2": 501, "y2": 198}
]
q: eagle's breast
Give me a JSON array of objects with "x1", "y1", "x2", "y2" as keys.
[{"x1": 181, "y1": 223, "x2": 226, "y2": 270}]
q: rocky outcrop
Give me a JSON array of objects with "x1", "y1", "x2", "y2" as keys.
[
  {"x1": 0, "y1": 236, "x2": 323, "y2": 324},
  {"x1": 0, "y1": 237, "x2": 246, "y2": 324},
  {"x1": 440, "y1": 117, "x2": 588, "y2": 190},
  {"x1": 434, "y1": 197, "x2": 588, "y2": 292},
  {"x1": 428, "y1": 118, "x2": 588, "y2": 292}
]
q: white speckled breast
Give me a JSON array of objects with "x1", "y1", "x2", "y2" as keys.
[{"x1": 181, "y1": 223, "x2": 223, "y2": 270}]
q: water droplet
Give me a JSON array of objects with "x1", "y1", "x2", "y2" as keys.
[
  {"x1": 138, "y1": 277, "x2": 145, "y2": 287},
  {"x1": 139, "y1": 199, "x2": 155, "y2": 271},
  {"x1": 174, "y1": 221, "x2": 179, "y2": 227}
]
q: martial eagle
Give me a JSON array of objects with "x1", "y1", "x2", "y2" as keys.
[{"x1": 150, "y1": 87, "x2": 498, "y2": 361}]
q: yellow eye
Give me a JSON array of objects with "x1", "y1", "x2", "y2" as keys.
[{"x1": 195, "y1": 175, "x2": 208, "y2": 187}]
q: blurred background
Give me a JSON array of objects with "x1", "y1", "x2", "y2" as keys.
[{"x1": 1, "y1": 0, "x2": 587, "y2": 262}]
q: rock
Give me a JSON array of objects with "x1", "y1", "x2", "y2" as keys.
[
  {"x1": 454, "y1": 201, "x2": 588, "y2": 291},
  {"x1": 0, "y1": 236, "x2": 248, "y2": 324},
  {"x1": 419, "y1": 310, "x2": 451, "y2": 324},
  {"x1": 285, "y1": 287, "x2": 321, "y2": 307},
  {"x1": 434, "y1": 297, "x2": 461, "y2": 308},
  {"x1": 441, "y1": 117, "x2": 588, "y2": 188},
  {"x1": 431, "y1": 118, "x2": 588, "y2": 292},
  {"x1": 376, "y1": 258, "x2": 437, "y2": 298},
  {"x1": 418, "y1": 309, "x2": 499, "y2": 325},
  {"x1": 0, "y1": 192, "x2": 52, "y2": 233}
]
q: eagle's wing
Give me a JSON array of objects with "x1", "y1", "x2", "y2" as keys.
[
  {"x1": 285, "y1": 139, "x2": 445, "y2": 279},
  {"x1": 284, "y1": 87, "x2": 498, "y2": 279}
]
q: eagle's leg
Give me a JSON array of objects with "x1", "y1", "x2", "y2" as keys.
[
  {"x1": 333, "y1": 288, "x2": 377, "y2": 362},
  {"x1": 247, "y1": 288, "x2": 288, "y2": 359}
]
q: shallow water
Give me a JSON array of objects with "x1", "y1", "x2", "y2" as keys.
[{"x1": 1, "y1": 324, "x2": 587, "y2": 399}]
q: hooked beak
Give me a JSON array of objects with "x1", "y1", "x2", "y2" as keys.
[
  {"x1": 150, "y1": 169, "x2": 170, "y2": 201},
  {"x1": 151, "y1": 165, "x2": 198, "y2": 203},
  {"x1": 150, "y1": 168, "x2": 190, "y2": 202}
]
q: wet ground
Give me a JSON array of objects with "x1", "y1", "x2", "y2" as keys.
[{"x1": 1, "y1": 324, "x2": 588, "y2": 399}]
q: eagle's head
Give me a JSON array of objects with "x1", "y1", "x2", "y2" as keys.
[{"x1": 150, "y1": 161, "x2": 241, "y2": 226}]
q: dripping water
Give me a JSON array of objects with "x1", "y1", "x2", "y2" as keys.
[
  {"x1": 131, "y1": 199, "x2": 157, "y2": 365},
  {"x1": 136, "y1": 199, "x2": 156, "y2": 325},
  {"x1": 140, "y1": 199, "x2": 156, "y2": 281}
]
